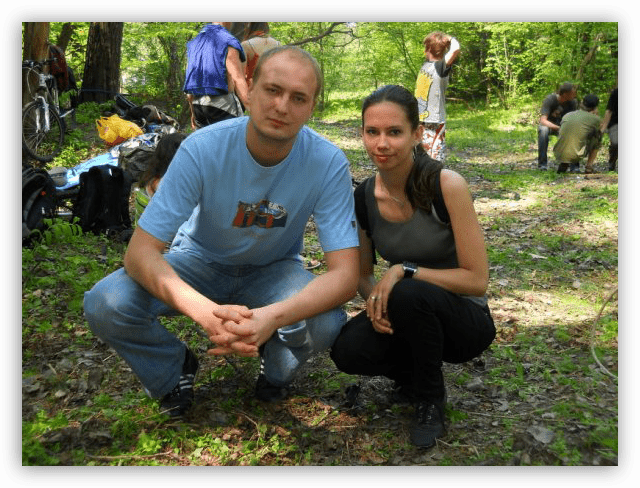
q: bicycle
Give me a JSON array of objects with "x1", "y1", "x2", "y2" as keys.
[{"x1": 22, "y1": 58, "x2": 76, "y2": 162}]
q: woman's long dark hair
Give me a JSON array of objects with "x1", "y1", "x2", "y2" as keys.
[{"x1": 361, "y1": 84, "x2": 443, "y2": 213}]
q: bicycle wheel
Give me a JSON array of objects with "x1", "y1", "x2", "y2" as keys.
[{"x1": 22, "y1": 101, "x2": 65, "y2": 162}]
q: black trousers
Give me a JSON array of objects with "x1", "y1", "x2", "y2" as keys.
[
  {"x1": 193, "y1": 104, "x2": 236, "y2": 128},
  {"x1": 330, "y1": 279, "x2": 496, "y2": 402}
]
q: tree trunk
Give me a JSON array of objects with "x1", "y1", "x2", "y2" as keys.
[
  {"x1": 80, "y1": 22, "x2": 123, "y2": 103},
  {"x1": 158, "y1": 35, "x2": 183, "y2": 110},
  {"x1": 575, "y1": 31, "x2": 604, "y2": 83},
  {"x1": 22, "y1": 22, "x2": 50, "y2": 107},
  {"x1": 55, "y1": 22, "x2": 75, "y2": 51}
]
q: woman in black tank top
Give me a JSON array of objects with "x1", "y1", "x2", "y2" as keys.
[{"x1": 331, "y1": 85, "x2": 496, "y2": 449}]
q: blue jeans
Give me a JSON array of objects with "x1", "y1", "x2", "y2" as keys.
[
  {"x1": 84, "y1": 249, "x2": 347, "y2": 398},
  {"x1": 537, "y1": 124, "x2": 559, "y2": 166}
]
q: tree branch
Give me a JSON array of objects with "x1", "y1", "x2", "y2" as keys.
[{"x1": 287, "y1": 22, "x2": 353, "y2": 46}]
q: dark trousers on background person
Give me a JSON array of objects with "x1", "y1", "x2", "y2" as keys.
[
  {"x1": 193, "y1": 104, "x2": 236, "y2": 128},
  {"x1": 537, "y1": 124, "x2": 559, "y2": 168},
  {"x1": 330, "y1": 279, "x2": 496, "y2": 403},
  {"x1": 608, "y1": 124, "x2": 618, "y2": 171}
]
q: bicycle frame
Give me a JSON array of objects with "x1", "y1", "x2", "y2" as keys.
[
  {"x1": 23, "y1": 60, "x2": 60, "y2": 115},
  {"x1": 34, "y1": 95, "x2": 51, "y2": 132},
  {"x1": 22, "y1": 59, "x2": 67, "y2": 162}
]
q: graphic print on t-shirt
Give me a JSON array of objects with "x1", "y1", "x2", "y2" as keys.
[
  {"x1": 232, "y1": 199, "x2": 288, "y2": 229},
  {"x1": 415, "y1": 71, "x2": 433, "y2": 119}
]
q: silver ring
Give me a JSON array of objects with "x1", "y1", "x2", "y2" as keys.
[{"x1": 370, "y1": 296, "x2": 378, "y2": 301}]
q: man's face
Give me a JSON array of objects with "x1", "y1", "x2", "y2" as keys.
[
  {"x1": 246, "y1": 52, "x2": 317, "y2": 146},
  {"x1": 560, "y1": 89, "x2": 577, "y2": 103}
]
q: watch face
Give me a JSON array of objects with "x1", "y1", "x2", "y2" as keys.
[{"x1": 403, "y1": 262, "x2": 417, "y2": 278}]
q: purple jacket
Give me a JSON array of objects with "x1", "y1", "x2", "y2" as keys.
[{"x1": 183, "y1": 24, "x2": 245, "y2": 96}]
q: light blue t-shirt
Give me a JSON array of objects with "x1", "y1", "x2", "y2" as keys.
[{"x1": 138, "y1": 117, "x2": 359, "y2": 266}]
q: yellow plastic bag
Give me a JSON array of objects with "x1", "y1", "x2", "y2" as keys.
[{"x1": 96, "y1": 114, "x2": 143, "y2": 146}]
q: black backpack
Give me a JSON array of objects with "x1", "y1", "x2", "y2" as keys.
[
  {"x1": 72, "y1": 164, "x2": 133, "y2": 236},
  {"x1": 22, "y1": 166, "x2": 57, "y2": 245}
]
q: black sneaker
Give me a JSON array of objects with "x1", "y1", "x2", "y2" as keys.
[
  {"x1": 254, "y1": 357, "x2": 289, "y2": 402},
  {"x1": 159, "y1": 346, "x2": 199, "y2": 418},
  {"x1": 409, "y1": 398, "x2": 446, "y2": 449}
]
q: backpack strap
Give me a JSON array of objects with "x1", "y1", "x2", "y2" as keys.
[
  {"x1": 354, "y1": 177, "x2": 377, "y2": 264},
  {"x1": 354, "y1": 179, "x2": 369, "y2": 236},
  {"x1": 432, "y1": 168, "x2": 451, "y2": 225}
]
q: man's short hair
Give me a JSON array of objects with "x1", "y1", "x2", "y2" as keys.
[
  {"x1": 251, "y1": 46, "x2": 324, "y2": 102},
  {"x1": 558, "y1": 82, "x2": 576, "y2": 95},
  {"x1": 582, "y1": 94, "x2": 599, "y2": 110}
]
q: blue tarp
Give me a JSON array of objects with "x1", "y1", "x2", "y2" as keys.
[
  {"x1": 55, "y1": 132, "x2": 162, "y2": 191},
  {"x1": 58, "y1": 153, "x2": 117, "y2": 190}
]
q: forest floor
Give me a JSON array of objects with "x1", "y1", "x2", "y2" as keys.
[{"x1": 21, "y1": 111, "x2": 619, "y2": 467}]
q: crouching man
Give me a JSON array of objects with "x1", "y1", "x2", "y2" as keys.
[
  {"x1": 553, "y1": 94, "x2": 602, "y2": 174},
  {"x1": 84, "y1": 46, "x2": 359, "y2": 418}
]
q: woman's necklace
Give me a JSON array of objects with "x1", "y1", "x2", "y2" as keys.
[
  {"x1": 387, "y1": 192, "x2": 407, "y2": 207},
  {"x1": 379, "y1": 179, "x2": 408, "y2": 208}
]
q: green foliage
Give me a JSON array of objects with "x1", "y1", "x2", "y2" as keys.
[
  {"x1": 41, "y1": 22, "x2": 617, "y2": 116},
  {"x1": 455, "y1": 22, "x2": 617, "y2": 105},
  {"x1": 22, "y1": 218, "x2": 125, "y2": 339},
  {"x1": 22, "y1": 410, "x2": 69, "y2": 465},
  {"x1": 34, "y1": 218, "x2": 83, "y2": 246},
  {"x1": 277, "y1": 21, "x2": 617, "y2": 109},
  {"x1": 48, "y1": 22, "x2": 91, "y2": 79},
  {"x1": 121, "y1": 23, "x2": 201, "y2": 108}
]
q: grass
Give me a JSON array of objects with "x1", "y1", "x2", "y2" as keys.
[{"x1": 21, "y1": 99, "x2": 618, "y2": 466}]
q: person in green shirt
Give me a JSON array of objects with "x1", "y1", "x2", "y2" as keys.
[
  {"x1": 553, "y1": 94, "x2": 602, "y2": 174},
  {"x1": 537, "y1": 82, "x2": 578, "y2": 170}
]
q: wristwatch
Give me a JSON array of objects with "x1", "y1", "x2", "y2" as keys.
[{"x1": 402, "y1": 261, "x2": 418, "y2": 279}]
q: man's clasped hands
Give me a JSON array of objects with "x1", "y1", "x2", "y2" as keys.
[{"x1": 201, "y1": 304, "x2": 276, "y2": 358}]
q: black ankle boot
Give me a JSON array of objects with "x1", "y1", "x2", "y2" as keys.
[{"x1": 409, "y1": 399, "x2": 446, "y2": 448}]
